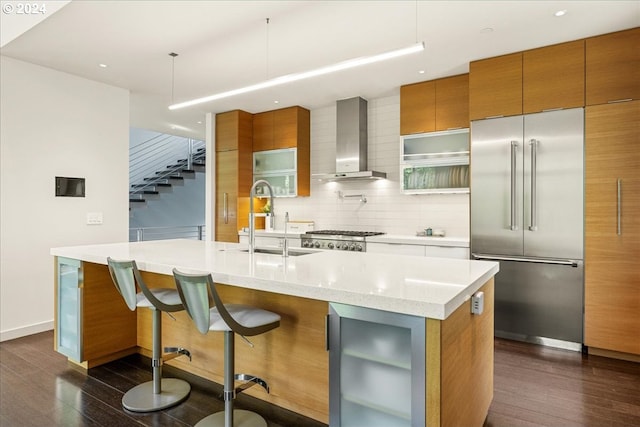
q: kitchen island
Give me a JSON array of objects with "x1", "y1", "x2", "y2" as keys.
[{"x1": 51, "y1": 239, "x2": 498, "y2": 427}]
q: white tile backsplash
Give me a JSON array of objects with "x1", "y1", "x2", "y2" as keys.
[{"x1": 275, "y1": 94, "x2": 470, "y2": 238}]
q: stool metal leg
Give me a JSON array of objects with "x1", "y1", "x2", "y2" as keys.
[
  {"x1": 194, "y1": 331, "x2": 267, "y2": 427},
  {"x1": 122, "y1": 308, "x2": 191, "y2": 412}
]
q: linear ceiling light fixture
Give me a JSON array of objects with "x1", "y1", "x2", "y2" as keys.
[{"x1": 168, "y1": 41, "x2": 425, "y2": 110}]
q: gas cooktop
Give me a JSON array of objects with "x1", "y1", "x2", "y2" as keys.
[{"x1": 301, "y1": 230, "x2": 385, "y2": 251}]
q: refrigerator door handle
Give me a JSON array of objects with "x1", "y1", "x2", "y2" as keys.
[
  {"x1": 617, "y1": 178, "x2": 622, "y2": 235},
  {"x1": 472, "y1": 253, "x2": 579, "y2": 267},
  {"x1": 510, "y1": 141, "x2": 518, "y2": 231},
  {"x1": 528, "y1": 139, "x2": 538, "y2": 231}
]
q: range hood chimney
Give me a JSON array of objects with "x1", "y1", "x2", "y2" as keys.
[{"x1": 314, "y1": 97, "x2": 387, "y2": 181}]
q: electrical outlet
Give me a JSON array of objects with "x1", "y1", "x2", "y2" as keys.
[
  {"x1": 86, "y1": 212, "x2": 103, "y2": 225},
  {"x1": 471, "y1": 291, "x2": 484, "y2": 315}
]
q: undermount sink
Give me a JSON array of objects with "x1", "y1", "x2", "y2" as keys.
[{"x1": 240, "y1": 248, "x2": 315, "y2": 257}]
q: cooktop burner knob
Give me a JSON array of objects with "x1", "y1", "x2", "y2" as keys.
[
  {"x1": 342, "y1": 244, "x2": 349, "y2": 250},
  {"x1": 302, "y1": 241, "x2": 310, "y2": 248},
  {"x1": 327, "y1": 243, "x2": 334, "y2": 249},
  {"x1": 355, "y1": 244, "x2": 363, "y2": 252},
  {"x1": 348, "y1": 244, "x2": 356, "y2": 251},
  {"x1": 314, "y1": 241, "x2": 321, "y2": 248}
]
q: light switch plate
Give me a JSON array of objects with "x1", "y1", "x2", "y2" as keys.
[{"x1": 86, "y1": 212, "x2": 103, "y2": 225}]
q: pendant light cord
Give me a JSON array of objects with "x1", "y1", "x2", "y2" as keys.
[
  {"x1": 266, "y1": 18, "x2": 270, "y2": 80},
  {"x1": 169, "y1": 52, "x2": 178, "y2": 104}
]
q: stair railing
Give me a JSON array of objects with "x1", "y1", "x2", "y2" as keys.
[
  {"x1": 129, "y1": 225, "x2": 206, "y2": 242},
  {"x1": 130, "y1": 134, "x2": 205, "y2": 195}
]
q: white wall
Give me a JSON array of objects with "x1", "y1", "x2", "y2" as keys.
[
  {"x1": 273, "y1": 95, "x2": 470, "y2": 238},
  {"x1": 0, "y1": 56, "x2": 130, "y2": 341}
]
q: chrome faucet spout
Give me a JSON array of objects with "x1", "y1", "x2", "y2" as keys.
[{"x1": 248, "y1": 180, "x2": 275, "y2": 254}]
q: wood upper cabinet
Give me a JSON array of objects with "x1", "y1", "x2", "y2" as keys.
[
  {"x1": 400, "y1": 80, "x2": 435, "y2": 135},
  {"x1": 586, "y1": 27, "x2": 640, "y2": 106},
  {"x1": 585, "y1": 100, "x2": 640, "y2": 356},
  {"x1": 215, "y1": 110, "x2": 252, "y2": 243},
  {"x1": 252, "y1": 106, "x2": 309, "y2": 150},
  {"x1": 435, "y1": 74, "x2": 469, "y2": 130},
  {"x1": 469, "y1": 52, "x2": 523, "y2": 120},
  {"x1": 216, "y1": 110, "x2": 253, "y2": 152},
  {"x1": 252, "y1": 111, "x2": 273, "y2": 152},
  {"x1": 400, "y1": 74, "x2": 468, "y2": 135},
  {"x1": 252, "y1": 106, "x2": 310, "y2": 197},
  {"x1": 523, "y1": 40, "x2": 585, "y2": 113}
]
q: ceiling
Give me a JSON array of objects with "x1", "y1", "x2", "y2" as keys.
[{"x1": 1, "y1": 1, "x2": 638, "y2": 140}]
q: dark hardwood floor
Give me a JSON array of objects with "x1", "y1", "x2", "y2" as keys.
[{"x1": 1, "y1": 331, "x2": 639, "y2": 426}]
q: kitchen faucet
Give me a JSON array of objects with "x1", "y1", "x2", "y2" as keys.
[{"x1": 248, "y1": 180, "x2": 275, "y2": 254}]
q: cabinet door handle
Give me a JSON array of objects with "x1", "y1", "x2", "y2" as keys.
[
  {"x1": 529, "y1": 139, "x2": 538, "y2": 231},
  {"x1": 617, "y1": 179, "x2": 622, "y2": 236},
  {"x1": 510, "y1": 141, "x2": 518, "y2": 231},
  {"x1": 223, "y1": 193, "x2": 228, "y2": 224}
]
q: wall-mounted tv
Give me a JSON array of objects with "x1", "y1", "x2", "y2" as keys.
[{"x1": 56, "y1": 176, "x2": 85, "y2": 197}]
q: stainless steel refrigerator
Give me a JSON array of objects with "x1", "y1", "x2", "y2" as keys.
[{"x1": 470, "y1": 108, "x2": 584, "y2": 350}]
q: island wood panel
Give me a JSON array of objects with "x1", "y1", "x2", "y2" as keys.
[
  {"x1": 586, "y1": 27, "x2": 640, "y2": 105},
  {"x1": 435, "y1": 74, "x2": 469, "y2": 131},
  {"x1": 585, "y1": 101, "x2": 640, "y2": 356},
  {"x1": 523, "y1": 40, "x2": 585, "y2": 113},
  {"x1": 401, "y1": 80, "x2": 436, "y2": 135},
  {"x1": 137, "y1": 270, "x2": 330, "y2": 424},
  {"x1": 426, "y1": 279, "x2": 494, "y2": 427},
  {"x1": 469, "y1": 52, "x2": 523, "y2": 120},
  {"x1": 78, "y1": 262, "x2": 137, "y2": 367}
]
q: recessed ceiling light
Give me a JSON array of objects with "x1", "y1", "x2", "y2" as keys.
[
  {"x1": 555, "y1": 10, "x2": 567, "y2": 17},
  {"x1": 274, "y1": 100, "x2": 279, "y2": 104},
  {"x1": 419, "y1": 70, "x2": 425, "y2": 74},
  {"x1": 98, "y1": 63, "x2": 108, "y2": 68},
  {"x1": 480, "y1": 28, "x2": 494, "y2": 34},
  {"x1": 197, "y1": 121, "x2": 202, "y2": 124}
]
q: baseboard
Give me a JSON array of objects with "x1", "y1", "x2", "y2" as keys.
[
  {"x1": 0, "y1": 320, "x2": 54, "y2": 342},
  {"x1": 588, "y1": 347, "x2": 640, "y2": 363}
]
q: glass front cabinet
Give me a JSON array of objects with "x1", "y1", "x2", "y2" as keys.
[
  {"x1": 328, "y1": 303, "x2": 425, "y2": 427},
  {"x1": 253, "y1": 148, "x2": 298, "y2": 197},
  {"x1": 400, "y1": 128, "x2": 470, "y2": 194},
  {"x1": 56, "y1": 257, "x2": 83, "y2": 362}
]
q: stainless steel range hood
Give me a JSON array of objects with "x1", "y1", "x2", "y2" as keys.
[{"x1": 314, "y1": 97, "x2": 387, "y2": 181}]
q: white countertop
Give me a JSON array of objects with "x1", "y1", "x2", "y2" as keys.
[
  {"x1": 51, "y1": 239, "x2": 497, "y2": 320},
  {"x1": 367, "y1": 234, "x2": 469, "y2": 248}
]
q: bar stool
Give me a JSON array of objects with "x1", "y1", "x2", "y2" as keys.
[
  {"x1": 107, "y1": 257, "x2": 191, "y2": 412},
  {"x1": 172, "y1": 268, "x2": 281, "y2": 427}
]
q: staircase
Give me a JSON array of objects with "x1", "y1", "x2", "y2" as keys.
[{"x1": 129, "y1": 133, "x2": 206, "y2": 205}]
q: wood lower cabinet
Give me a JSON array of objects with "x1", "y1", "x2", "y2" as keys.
[
  {"x1": 54, "y1": 258, "x2": 136, "y2": 368},
  {"x1": 215, "y1": 110, "x2": 252, "y2": 243},
  {"x1": 523, "y1": 40, "x2": 585, "y2": 113},
  {"x1": 586, "y1": 27, "x2": 640, "y2": 105},
  {"x1": 585, "y1": 100, "x2": 640, "y2": 356}
]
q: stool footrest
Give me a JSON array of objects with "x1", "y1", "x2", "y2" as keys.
[
  {"x1": 234, "y1": 374, "x2": 269, "y2": 395},
  {"x1": 163, "y1": 347, "x2": 192, "y2": 362}
]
